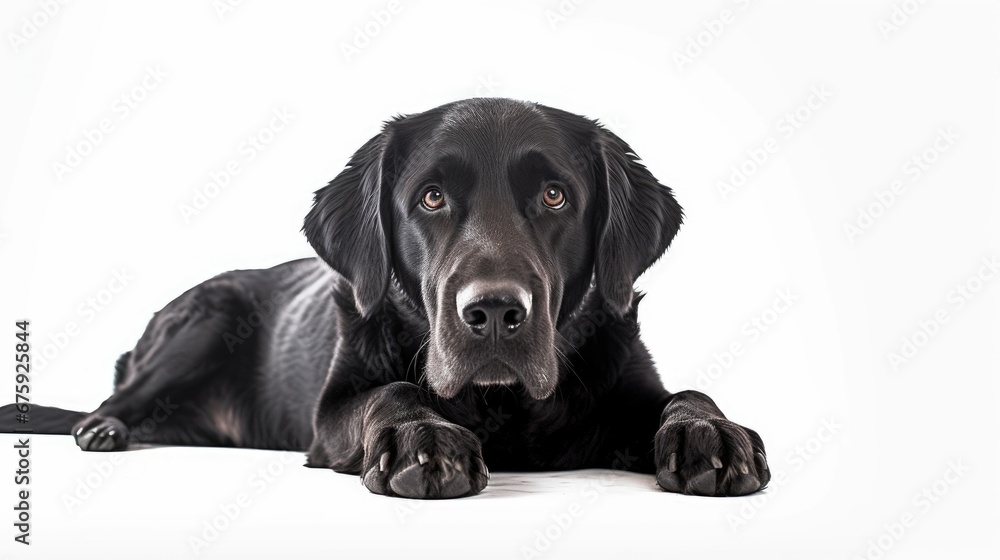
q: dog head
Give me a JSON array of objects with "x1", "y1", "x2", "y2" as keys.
[{"x1": 304, "y1": 98, "x2": 682, "y2": 399}]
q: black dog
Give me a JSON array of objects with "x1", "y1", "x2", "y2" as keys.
[{"x1": 3, "y1": 98, "x2": 769, "y2": 498}]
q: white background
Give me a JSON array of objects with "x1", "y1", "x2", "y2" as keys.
[{"x1": 1, "y1": 0, "x2": 997, "y2": 558}]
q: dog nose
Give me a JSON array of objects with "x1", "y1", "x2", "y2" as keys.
[
  {"x1": 457, "y1": 282, "x2": 531, "y2": 339},
  {"x1": 462, "y1": 296, "x2": 527, "y2": 336}
]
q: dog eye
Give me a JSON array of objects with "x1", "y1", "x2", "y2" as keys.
[
  {"x1": 542, "y1": 183, "x2": 566, "y2": 209},
  {"x1": 421, "y1": 187, "x2": 445, "y2": 210}
]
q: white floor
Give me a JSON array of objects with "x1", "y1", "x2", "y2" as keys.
[{"x1": 0, "y1": 433, "x2": 986, "y2": 559}]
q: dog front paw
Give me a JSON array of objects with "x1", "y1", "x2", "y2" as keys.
[
  {"x1": 654, "y1": 416, "x2": 769, "y2": 497},
  {"x1": 361, "y1": 421, "x2": 489, "y2": 499}
]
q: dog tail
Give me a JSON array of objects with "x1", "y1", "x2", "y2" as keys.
[{"x1": 0, "y1": 404, "x2": 86, "y2": 434}]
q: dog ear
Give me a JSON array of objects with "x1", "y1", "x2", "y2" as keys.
[
  {"x1": 594, "y1": 128, "x2": 684, "y2": 318},
  {"x1": 303, "y1": 131, "x2": 391, "y2": 317}
]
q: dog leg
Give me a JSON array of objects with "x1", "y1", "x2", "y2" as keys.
[
  {"x1": 74, "y1": 285, "x2": 245, "y2": 451},
  {"x1": 308, "y1": 381, "x2": 488, "y2": 499}
]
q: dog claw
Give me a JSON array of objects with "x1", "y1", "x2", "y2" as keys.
[
  {"x1": 739, "y1": 463, "x2": 749, "y2": 475},
  {"x1": 379, "y1": 452, "x2": 390, "y2": 472},
  {"x1": 711, "y1": 456, "x2": 723, "y2": 469},
  {"x1": 475, "y1": 457, "x2": 489, "y2": 479},
  {"x1": 667, "y1": 452, "x2": 677, "y2": 473},
  {"x1": 417, "y1": 451, "x2": 429, "y2": 465},
  {"x1": 755, "y1": 451, "x2": 768, "y2": 472}
]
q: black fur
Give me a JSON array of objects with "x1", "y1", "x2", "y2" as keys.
[{"x1": 0, "y1": 99, "x2": 769, "y2": 498}]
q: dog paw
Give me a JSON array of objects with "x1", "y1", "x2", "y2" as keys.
[
  {"x1": 361, "y1": 422, "x2": 489, "y2": 499},
  {"x1": 73, "y1": 415, "x2": 129, "y2": 452},
  {"x1": 654, "y1": 416, "x2": 769, "y2": 497}
]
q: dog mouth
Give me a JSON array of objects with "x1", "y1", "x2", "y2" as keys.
[
  {"x1": 424, "y1": 343, "x2": 559, "y2": 400},
  {"x1": 471, "y1": 359, "x2": 520, "y2": 386}
]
